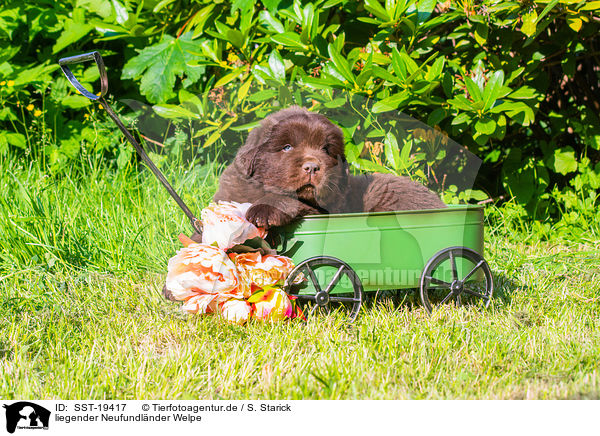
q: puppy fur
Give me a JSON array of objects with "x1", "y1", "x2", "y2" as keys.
[{"x1": 213, "y1": 106, "x2": 445, "y2": 229}]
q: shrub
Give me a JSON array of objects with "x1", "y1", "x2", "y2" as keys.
[{"x1": 0, "y1": 0, "x2": 598, "y2": 231}]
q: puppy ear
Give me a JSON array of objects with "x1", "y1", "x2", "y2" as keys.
[
  {"x1": 337, "y1": 154, "x2": 349, "y2": 176},
  {"x1": 235, "y1": 125, "x2": 264, "y2": 177}
]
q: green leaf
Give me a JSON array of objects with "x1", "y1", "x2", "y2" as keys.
[
  {"x1": 548, "y1": 147, "x2": 578, "y2": 175},
  {"x1": 579, "y1": 1, "x2": 600, "y2": 11},
  {"x1": 111, "y1": 0, "x2": 129, "y2": 25},
  {"x1": 425, "y1": 57, "x2": 445, "y2": 82},
  {"x1": 261, "y1": 0, "x2": 284, "y2": 13},
  {"x1": 300, "y1": 3, "x2": 315, "y2": 43},
  {"x1": 0, "y1": 135, "x2": 7, "y2": 155},
  {"x1": 117, "y1": 147, "x2": 132, "y2": 169},
  {"x1": 442, "y1": 72, "x2": 453, "y2": 98},
  {"x1": 475, "y1": 117, "x2": 496, "y2": 135},
  {"x1": 52, "y1": 19, "x2": 93, "y2": 54},
  {"x1": 566, "y1": 15, "x2": 582, "y2": 32},
  {"x1": 537, "y1": 0, "x2": 559, "y2": 22},
  {"x1": 474, "y1": 23, "x2": 488, "y2": 45},
  {"x1": 327, "y1": 44, "x2": 354, "y2": 83},
  {"x1": 417, "y1": 0, "x2": 437, "y2": 22},
  {"x1": 323, "y1": 97, "x2": 347, "y2": 108},
  {"x1": 521, "y1": 10, "x2": 537, "y2": 37},
  {"x1": 246, "y1": 89, "x2": 278, "y2": 102},
  {"x1": 427, "y1": 108, "x2": 447, "y2": 126},
  {"x1": 482, "y1": 70, "x2": 504, "y2": 111},
  {"x1": 400, "y1": 140, "x2": 412, "y2": 167},
  {"x1": 364, "y1": 0, "x2": 390, "y2": 21},
  {"x1": 384, "y1": 132, "x2": 400, "y2": 169},
  {"x1": 62, "y1": 95, "x2": 91, "y2": 108},
  {"x1": 4, "y1": 132, "x2": 26, "y2": 149},
  {"x1": 448, "y1": 95, "x2": 475, "y2": 111},
  {"x1": 153, "y1": 104, "x2": 200, "y2": 119},
  {"x1": 121, "y1": 33, "x2": 206, "y2": 103},
  {"x1": 390, "y1": 49, "x2": 407, "y2": 82},
  {"x1": 352, "y1": 158, "x2": 389, "y2": 173},
  {"x1": 451, "y1": 112, "x2": 472, "y2": 125},
  {"x1": 372, "y1": 66, "x2": 403, "y2": 86},
  {"x1": 462, "y1": 189, "x2": 489, "y2": 201},
  {"x1": 153, "y1": 0, "x2": 177, "y2": 12},
  {"x1": 14, "y1": 64, "x2": 59, "y2": 86},
  {"x1": 508, "y1": 86, "x2": 539, "y2": 100},
  {"x1": 268, "y1": 51, "x2": 286, "y2": 83},
  {"x1": 238, "y1": 77, "x2": 253, "y2": 101},
  {"x1": 258, "y1": 10, "x2": 284, "y2": 33},
  {"x1": 189, "y1": 4, "x2": 216, "y2": 37},
  {"x1": 372, "y1": 92, "x2": 410, "y2": 113},
  {"x1": 179, "y1": 89, "x2": 204, "y2": 115},
  {"x1": 464, "y1": 77, "x2": 482, "y2": 102},
  {"x1": 587, "y1": 135, "x2": 600, "y2": 151},
  {"x1": 213, "y1": 67, "x2": 246, "y2": 88},
  {"x1": 270, "y1": 32, "x2": 308, "y2": 50}
]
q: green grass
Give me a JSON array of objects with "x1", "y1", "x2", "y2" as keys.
[{"x1": 1, "y1": 156, "x2": 599, "y2": 399}]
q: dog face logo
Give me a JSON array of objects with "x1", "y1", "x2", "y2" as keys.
[{"x1": 2, "y1": 402, "x2": 50, "y2": 433}]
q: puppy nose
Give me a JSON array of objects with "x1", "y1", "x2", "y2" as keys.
[{"x1": 303, "y1": 162, "x2": 320, "y2": 175}]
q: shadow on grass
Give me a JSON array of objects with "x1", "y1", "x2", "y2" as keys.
[{"x1": 359, "y1": 270, "x2": 523, "y2": 314}]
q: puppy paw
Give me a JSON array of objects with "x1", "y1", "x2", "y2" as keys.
[{"x1": 246, "y1": 203, "x2": 292, "y2": 228}]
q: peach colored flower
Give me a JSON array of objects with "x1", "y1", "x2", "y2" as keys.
[
  {"x1": 232, "y1": 252, "x2": 297, "y2": 297},
  {"x1": 249, "y1": 287, "x2": 293, "y2": 322},
  {"x1": 181, "y1": 293, "x2": 218, "y2": 314},
  {"x1": 165, "y1": 243, "x2": 241, "y2": 301},
  {"x1": 219, "y1": 298, "x2": 252, "y2": 325},
  {"x1": 201, "y1": 201, "x2": 266, "y2": 250}
]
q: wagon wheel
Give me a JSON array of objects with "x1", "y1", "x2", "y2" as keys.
[
  {"x1": 284, "y1": 256, "x2": 363, "y2": 323},
  {"x1": 420, "y1": 247, "x2": 493, "y2": 314}
]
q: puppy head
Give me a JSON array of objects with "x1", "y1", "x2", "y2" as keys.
[{"x1": 235, "y1": 106, "x2": 348, "y2": 208}]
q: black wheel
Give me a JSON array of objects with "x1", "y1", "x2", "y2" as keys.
[
  {"x1": 284, "y1": 256, "x2": 363, "y2": 323},
  {"x1": 420, "y1": 247, "x2": 493, "y2": 314}
]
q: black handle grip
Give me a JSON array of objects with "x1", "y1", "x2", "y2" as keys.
[{"x1": 58, "y1": 51, "x2": 108, "y2": 100}]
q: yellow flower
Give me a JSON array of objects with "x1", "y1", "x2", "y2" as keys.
[
  {"x1": 201, "y1": 201, "x2": 266, "y2": 250},
  {"x1": 250, "y1": 287, "x2": 293, "y2": 322},
  {"x1": 34, "y1": 110, "x2": 42, "y2": 117},
  {"x1": 0, "y1": 81, "x2": 5, "y2": 86},
  {"x1": 7, "y1": 80, "x2": 14, "y2": 87},
  {"x1": 26, "y1": 104, "x2": 34, "y2": 111},
  {"x1": 165, "y1": 243, "x2": 241, "y2": 301},
  {"x1": 227, "y1": 52, "x2": 240, "y2": 63}
]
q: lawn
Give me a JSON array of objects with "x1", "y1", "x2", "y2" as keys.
[{"x1": 1, "y1": 157, "x2": 599, "y2": 399}]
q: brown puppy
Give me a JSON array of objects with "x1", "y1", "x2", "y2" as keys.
[{"x1": 213, "y1": 106, "x2": 445, "y2": 229}]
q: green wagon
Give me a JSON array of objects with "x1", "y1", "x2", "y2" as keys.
[
  {"x1": 278, "y1": 204, "x2": 494, "y2": 321},
  {"x1": 58, "y1": 52, "x2": 494, "y2": 323}
]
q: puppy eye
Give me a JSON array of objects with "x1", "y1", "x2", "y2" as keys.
[
  {"x1": 323, "y1": 143, "x2": 333, "y2": 154},
  {"x1": 282, "y1": 144, "x2": 293, "y2": 152}
]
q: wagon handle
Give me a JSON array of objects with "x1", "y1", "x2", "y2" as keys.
[
  {"x1": 59, "y1": 51, "x2": 108, "y2": 101},
  {"x1": 58, "y1": 51, "x2": 203, "y2": 235}
]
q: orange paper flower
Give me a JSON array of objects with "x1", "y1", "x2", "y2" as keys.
[
  {"x1": 165, "y1": 243, "x2": 241, "y2": 301},
  {"x1": 219, "y1": 298, "x2": 252, "y2": 325},
  {"x1": 181, "y1": 293, "x2": 218, "y2": 314},
  {"x1": 232, "y1": 252, "x2": 297, "y2": 297}
]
